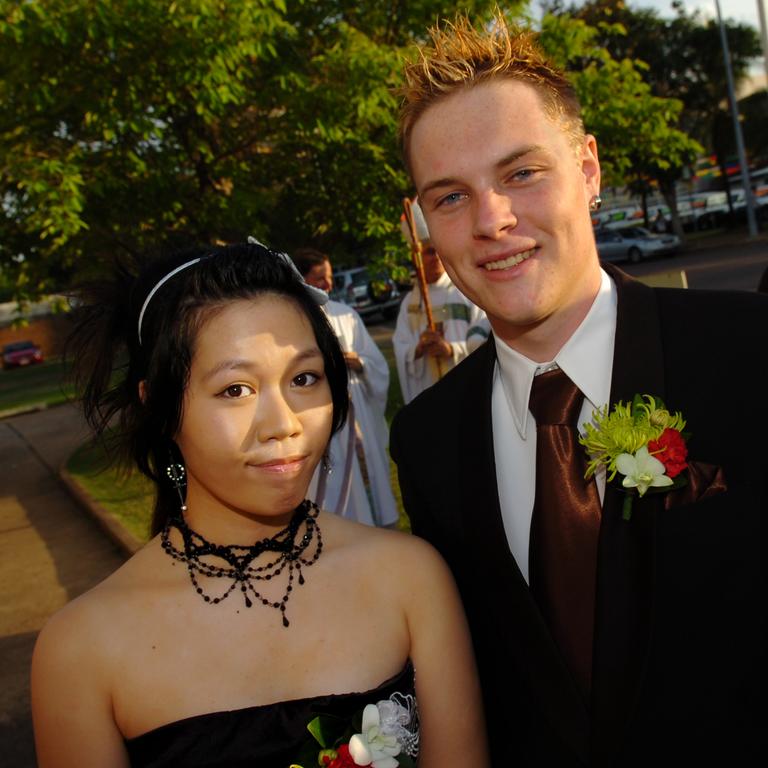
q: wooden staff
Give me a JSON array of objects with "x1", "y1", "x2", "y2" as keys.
[{"x1": 402, "y1": 196, "x2": 443, "y2": 379}]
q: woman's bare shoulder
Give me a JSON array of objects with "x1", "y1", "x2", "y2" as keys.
[
  {"x1": 320, "y1": 512, "x2": 449, "y2": 582},
  {"x1": 34, "y1": 538, "x2": 168, "y2": 659}
]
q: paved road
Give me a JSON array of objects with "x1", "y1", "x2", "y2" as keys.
[
  {"x1": 622, "y1": 235, "x2": 768, "y2": 292},
  {"x1": 0, "y1": 403, "x2": 125, "y2": 768}
]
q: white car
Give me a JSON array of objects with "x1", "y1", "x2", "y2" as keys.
[
  {"x1": 330, "y1": 267, "x2": 402, "y2": 321},
  {"x1": 595, "y1": 227, "x2": 681, "y2": 263}
]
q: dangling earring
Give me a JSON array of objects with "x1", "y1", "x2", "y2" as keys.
[
  {"x1": 322, "y1": 452, "x2": 333, "y2": 476},
  {"x1": 589, "y1": 194, "x2": 602, "y2": 212},
  {"x1": 166, "y1": 462, "x2": 187, "y2": 513}
]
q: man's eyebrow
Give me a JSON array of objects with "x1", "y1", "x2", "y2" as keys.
[
  {"x1": 494, "y1": 145, "x2": 546, "y2": 169},
  {"x1": 419, "y1": 145, "x2": 546, "y2": 198},
  {"x1": 201, "y1": 348, "x2": 323, "y2": 382}
]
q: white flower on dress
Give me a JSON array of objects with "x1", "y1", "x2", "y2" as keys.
[
  {"x1": 349, "y1": 703, "x2": 401, "y2": 768},
  {"x1": 381, "y1": 692, "x2": 419, "y2": 758},
  {"x1": 616, "y1": 446, "x2": 673, "y2": 496}
]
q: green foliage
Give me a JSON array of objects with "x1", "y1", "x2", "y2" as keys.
[
  {"x1": 0, "y1": 0, "x2": 509, "y2": 294},
  {"x1": 561, "y1": 0, "x2": 761, "y2": 159},
  {"x1": 0, "y1": 0, "x2": 710, "y2": 296},
  {"x1": 539, "y1": 12, "x2": 701, "y2": 189},
  {"x1": 1, "y1": 0, "x2": 293, "y2": 293}
]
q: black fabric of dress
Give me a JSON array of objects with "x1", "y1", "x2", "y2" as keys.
[{"x1": 125, "y1": 661, "x2": 414, "y2": 768}]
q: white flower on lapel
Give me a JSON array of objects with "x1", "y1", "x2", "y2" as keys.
[
  {"x1": 616, "y1": 446, "x2": 673, "y2": 496},
  {"x1": 349, "y1": 703, "x2": 402, "y2": 767}
]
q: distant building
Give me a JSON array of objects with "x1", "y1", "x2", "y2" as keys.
[{"x1": 0, "y1": 298, "x2": 73, "y2": 359}]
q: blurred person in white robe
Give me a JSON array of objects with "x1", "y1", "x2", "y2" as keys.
[
  {"x1": 394, "y1": 200, "x2": 489, "y2": 404},
  {"x1": 294, "y1": 248, "x2": 399, "y2": 527}
]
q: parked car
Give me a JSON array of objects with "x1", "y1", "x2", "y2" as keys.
[
  {"x1": 330, "y1": 267, "x2": 402, "y2": 321},
  {"x1": 2, "y1": 340, "x2": 44, "y2": 369},
  {"x1": 595, "y1": 227, "x2": 681, "y2": 264}
]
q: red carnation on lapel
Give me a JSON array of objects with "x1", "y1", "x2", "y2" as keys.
[{"x1": 648, "y1": 428, "x2": 688, "y2": 478}]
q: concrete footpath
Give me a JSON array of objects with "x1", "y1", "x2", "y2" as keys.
[{"x1": 0, "y1": 403, "x2": 126, "y2": 768}]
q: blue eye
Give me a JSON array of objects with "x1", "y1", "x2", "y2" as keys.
[
  {"x1": 508, "y1": 168, "x2": 538, "y2": 183},
  {"x1": 292, "y1": 372, "x2": 320, "y2": 388},
  {"x1": 437, "y1": 191, "x2": 466, "y2": 207}
]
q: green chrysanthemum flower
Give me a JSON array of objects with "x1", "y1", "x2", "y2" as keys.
[{"x1": 580, "y1": 395, "x2": 685, "y2": 480}]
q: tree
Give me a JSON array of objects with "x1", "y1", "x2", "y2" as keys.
[
  {"x1": 0, "y1": 0, "x2": 703, "y2": 299},
  {"x1": 0, "y1": 0, "x2": 295, "y2": 299},
  {"x1": 0, "y1": 0, "x2": 512, "y2": 298},
  {"x1": 560, "y1": 0, "x2": 762, "y2": 223},
  {"x1": 538, "y1": 11, "x2": 701, "y2": 236}
]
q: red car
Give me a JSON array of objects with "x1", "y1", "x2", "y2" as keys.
[{"x1": 2, "y1": 340, "x2": 44, "y2": 369}]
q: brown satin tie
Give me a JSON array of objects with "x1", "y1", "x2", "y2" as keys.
[{"x1": 528, "y1": 367, "x2": 601, "y2": 699}]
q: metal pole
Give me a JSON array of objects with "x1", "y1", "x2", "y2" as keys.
[{"x1": 715, "y1": 0, "x2": 758, "y2": 236}]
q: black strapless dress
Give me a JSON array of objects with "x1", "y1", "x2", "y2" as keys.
[{"x1": 125, "y1": 661, "x2": 416, "y2": 767}]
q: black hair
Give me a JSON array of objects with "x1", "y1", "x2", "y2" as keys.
[
  {"x1": 68, "y1": 241, "x2": 348, "y2": 535},
  {"x1": 292, "y1": 247, "x2": 330, "y2": 277}
]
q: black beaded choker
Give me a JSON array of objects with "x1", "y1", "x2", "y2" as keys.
[{"x1": 160, "y1": 499, "x2": 322, "y2": 627}]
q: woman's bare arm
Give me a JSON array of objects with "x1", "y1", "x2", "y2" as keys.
[
  {"x1": 31, "y1": 603, "x2": 130, "y2": 768},
  {"x1": 400, "y1": 536, "x2": 490, "y2": 768}
]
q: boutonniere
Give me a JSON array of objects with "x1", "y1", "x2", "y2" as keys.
[
  {"x1": 291, "y1": 694, "x2": 419, "y2": 768},
  {"x1": 579, "y1": 394, "x2": 689, "y2": 520}
]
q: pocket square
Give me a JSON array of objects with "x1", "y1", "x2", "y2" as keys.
[{"x1": 663, "y1": 461, "x2": 727, "y2": 510}]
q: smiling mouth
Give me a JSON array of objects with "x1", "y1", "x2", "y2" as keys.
[{"x1": 483, "y1": 247, "x2": 536, "y2": 271}]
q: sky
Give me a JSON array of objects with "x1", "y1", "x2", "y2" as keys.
[
  {"x1": 631, "y1": 0, "x2": 764, "y2": 28},
  {"x1": 555, "y1": 1, "x2": 768, "y2": 77}
]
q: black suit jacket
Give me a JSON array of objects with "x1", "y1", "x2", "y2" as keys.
[{"x1": 390, "y1": 266, "x2": 768, "y2": 767}]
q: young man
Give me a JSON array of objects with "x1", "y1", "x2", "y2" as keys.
[
  {"x1": 390, "y1": 17, "x2": 767, "y2": 767},
  {"x1": 294, "y1": 248, "x2": 398, "y2": 528},
  {"x1": 393, "y1": 199, "x2": 488, "y2": 403}
]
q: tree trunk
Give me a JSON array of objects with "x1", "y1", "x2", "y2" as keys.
[
  {"x1": 718, "y1": 157, "x2": 736, "y2": 220},
  {"x1": 659, "y1": 178, "x2": 685, "y2": 239},
  {"x1": 641, "y1": 188, "x2": 649, "y2": 228}
]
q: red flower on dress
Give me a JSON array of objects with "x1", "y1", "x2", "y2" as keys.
[
  {"x1": 322, "y1": 744, "x2": 362, "y2": 768},
  {"x1": 648, "y1": 428, "x2": 688, "y2": 478}
]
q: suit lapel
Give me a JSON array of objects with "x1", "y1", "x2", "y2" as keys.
[
  {"x1": 459, "y1": 340, "x2": 590, "y2": 764},
  {"x1": 591, "y1": 265, "x2": 664, "y2": 762}
]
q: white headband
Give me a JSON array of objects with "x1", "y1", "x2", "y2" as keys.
[
  {"x1": 137, "y1": 257, "x2": 202, "y2": 346},
  {"x1": 136, "y1": 239, "x2": 327, "y2": 346}
]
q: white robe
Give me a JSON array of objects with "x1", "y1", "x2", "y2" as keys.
[
  {"x1": 393, "y1": 272, "x2": 489, "y2": 404},
  {"x1": 308, "y1": 300, "x2": 399, "y2": 527}
]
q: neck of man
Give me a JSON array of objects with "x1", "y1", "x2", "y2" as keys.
[{"x1": 491, "y1": 268, "x2": 602, "y2": 363}]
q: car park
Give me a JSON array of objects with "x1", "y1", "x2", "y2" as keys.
[
  {"x1": 2, "y1": 340, "x2": 44, "y2": 369},
  {"x1": 595, "y1": 226, "x2": 681, "y2": 264},
  {"x1": 330, "y1": 267, "x2": 402, "y2": 321}
]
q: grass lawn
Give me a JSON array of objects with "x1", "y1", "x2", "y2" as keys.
[
  {"x1": 66, "y1": 439, "x2": 155, "y2": 544},
  {"x1": 381, "y1": 341, "x2": 404, "y2": 424},
  {"x1": 378, "y1": 338, "x2": 409, "y2": 531},
  {"x1": 0, "y1": 358, "x2": 74, "y2": 413}
]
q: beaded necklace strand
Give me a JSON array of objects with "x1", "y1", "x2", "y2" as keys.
[{"x1": 161, "y1": 499, "x2": 322, "y2": 627}]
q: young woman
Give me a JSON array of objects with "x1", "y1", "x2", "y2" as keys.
[{"x1": 31, "y1": 241, "x2": 488, "y2": 768}]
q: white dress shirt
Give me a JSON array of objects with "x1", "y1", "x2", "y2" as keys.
[{"x1": 492, "y1": 269, "x2": 618, "y2": 583}]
